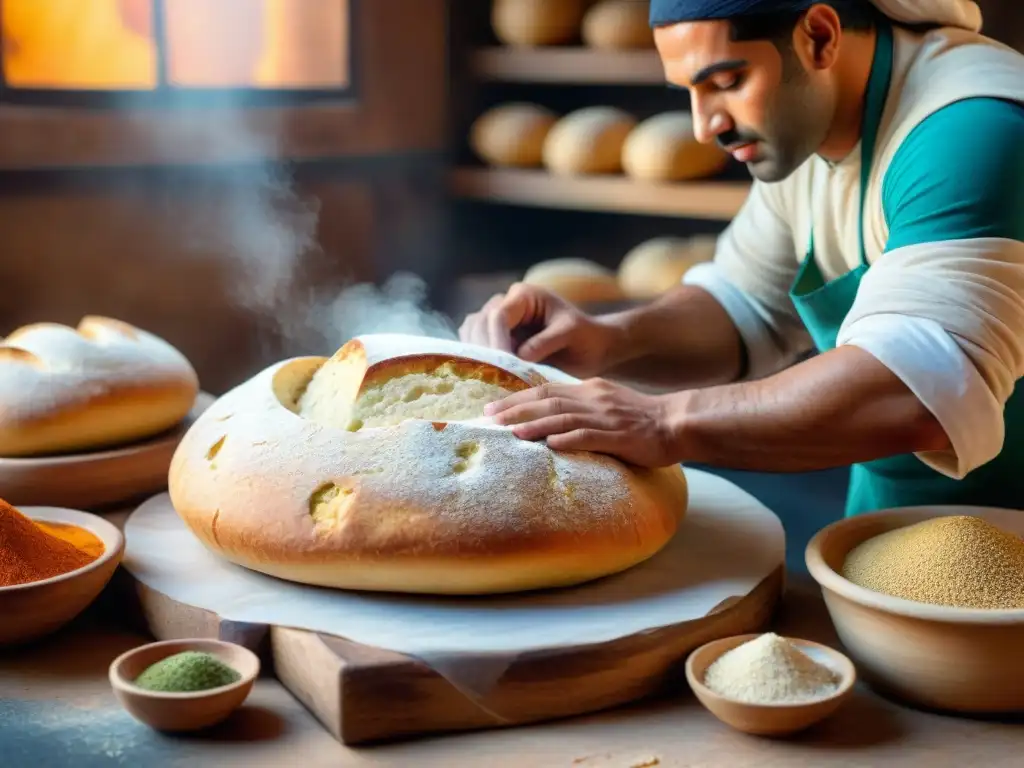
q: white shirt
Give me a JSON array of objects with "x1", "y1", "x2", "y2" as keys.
[{"x1": 684, "y1": 24, "x2": 1024, "y2": 479}]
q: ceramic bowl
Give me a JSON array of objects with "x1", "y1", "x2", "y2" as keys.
[
  {"x1": 805, "y1": 505, "x2": 1024, "y2": 714},
  {"x1": 685, "y1": 633, "x2": 856, "y2": 737},
  {"x1": 0, "y1": 507, "x2": 124, "y2": 646},
  {"x1": 109, "y1": 638, "x2": 260, "y2": 732}
]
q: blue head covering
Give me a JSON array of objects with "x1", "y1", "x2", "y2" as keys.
[
  {"x1": 649, "y1": 0, "x2": 982, "y2": 29},
  {"x1": 650, "y1": 0, "x2": 815, "y2": 26}
]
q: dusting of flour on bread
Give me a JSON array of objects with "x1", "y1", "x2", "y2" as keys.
[
  {"x1": 0, "y1": 317, "x2": 195, "y2": 421},
  {"x1": 0, "y1": 316, "x2": 200, "y2": 456},
  {"x1": 167, "y1": 334, "x2": 687, "y2": 594}
]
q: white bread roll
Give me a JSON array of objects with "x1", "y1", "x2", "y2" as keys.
[
  {"x1": 469, "y1": 103, "x2": 559, "y2": 168},
  {"x1": 617, "y1": 235, "x2": 719, "y2": 299},
  {"x1": 622, "y1": 112, "x2": 730, "y2": 182},
  {"x1": 582, "y1": 0, "x2": 654, "y2": 50},
  {"x1": 543, "y1": 106, "x2": 637, "y2": 176},
  {"x1": 523, "y1": 258, "x2": 627, "y2": 305},
  {"x1": 168, "y1": 334, "x2": 687, "y2": 595},
  {"x1": 0, "y1": 316, "x2": 199, "y2": 457},
  {"x1": 491, "y1": 0, "x2": 587, "y2": 47}
]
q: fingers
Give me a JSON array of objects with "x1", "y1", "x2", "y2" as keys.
[
  {"x1": 515, "y1": 316, "x2": 572, "y2": 363},
  {"x1": 497, "y1": 283, "x2": 536, "y2": 335},
  {"x1": 459, "y1": 292, "x2": 508, "y2": 348},
  {"x1": 484, "y1": 384, "x2": 575, "y2": 417},
  {"x1": 545, "y1": 428, "x2": 620, "y2": 455},
  {"x1": 486, "y1": 303, "x2": 515, "y2": 353},
  {"x1": 458, "y1": 283, "x2": 562, "y2": 357},
  {"x1": 509, "y1": 413, "x2": 618, "y2": 442}
]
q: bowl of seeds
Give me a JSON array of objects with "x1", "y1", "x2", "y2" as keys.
[{"x1": 806, "y1": 505, "x2": 1024, "y2": 714}]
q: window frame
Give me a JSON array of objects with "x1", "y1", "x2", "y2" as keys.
[{"x1": 0, "y1": 0, "x2": 447, "y2": 169}]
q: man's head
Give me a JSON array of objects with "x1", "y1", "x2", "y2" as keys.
[{"x1": 652, "y1": 1, "x2": 880, "y2": 181}]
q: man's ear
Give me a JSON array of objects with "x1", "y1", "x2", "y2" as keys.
[{"x1": 793, "y1": 4, "x2": 843, "y2": 70}]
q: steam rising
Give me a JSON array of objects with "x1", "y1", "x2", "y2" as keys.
[
  {"x1": 158, "y1": 101, "x2": 456, "y2": 357},
  {"x1": 307, "y1": 273, "x2": 459, "y2": 344}
]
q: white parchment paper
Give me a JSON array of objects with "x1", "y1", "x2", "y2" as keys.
[{"x1": 121, "y1": 469, "x2": 784, "y2": 699}]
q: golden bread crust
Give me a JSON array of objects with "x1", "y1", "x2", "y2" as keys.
[
  {"x1": 168, "y1": 334, "x2": 688, "y2": 595},
  {"x1": 0, "y1": 316, "x2": 199, "y2": 457}
]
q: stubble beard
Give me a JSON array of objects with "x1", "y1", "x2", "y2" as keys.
[{"x1": 747, "y1": 65, "x2": 835, "y2": 183}]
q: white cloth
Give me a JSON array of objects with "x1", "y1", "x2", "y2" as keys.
[
  {"x1": 872, "y1": 0, "x2": 982, "y2": 32},
  {"x1": 685, "y1": 24, "x2": 1024, "y2": 478}
]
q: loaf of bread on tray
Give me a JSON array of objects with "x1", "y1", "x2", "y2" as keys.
[
  {"x1": 0, "y1": 316, "x2": 199, "y2": 457},
  {"x1": 168, "y1": 334, "x2": 688, "y2": 595}
]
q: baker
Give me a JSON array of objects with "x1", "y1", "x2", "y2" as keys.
[{"x1": 459, "y1": 0, "x2": 1024, "y2": 517}]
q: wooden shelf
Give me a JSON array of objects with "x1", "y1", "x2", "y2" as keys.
[
  {"x1": 468, "y1": 47, "x2": 665, "y2": 84},
  {"x1": 449, "y1": 167, "x2": 750, "y2": 221}
]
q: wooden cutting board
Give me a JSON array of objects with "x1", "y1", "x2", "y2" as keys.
[{"x1": 116, "y1": 470, "x2": 786, "y2": 745}]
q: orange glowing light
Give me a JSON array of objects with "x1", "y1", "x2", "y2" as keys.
[
  {"x1": 1, "y1": 0, "x2": 156, "y2": 89},
  {"x1": 0, "y1": 0, "x2": 348, "y2": 91}
]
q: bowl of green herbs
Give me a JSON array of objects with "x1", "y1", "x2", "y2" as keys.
[{"x1": 109, "y1": 637, "x2": 260, "y2": 732}]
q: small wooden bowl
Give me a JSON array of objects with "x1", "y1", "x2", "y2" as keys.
[
  {"x1": 685, "y1": 633, "x2": 856, "y2": 737},
  {"x1": 0, "y1": 507, "x2": 124, "y2": 646},
  {"x1": 109, "y1": 638, "x2": 260, "y2": 732},
  {"x1": 805, "y1": 505, "x2": 1024, "y2": 714}
]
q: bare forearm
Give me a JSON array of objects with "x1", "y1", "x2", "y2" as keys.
[
  {"x1": 597, "y1": 286, "x2": 745, "y2": 389},
  {"x1": 666, "y1": 346, "x2": 950, "y2": 471}
]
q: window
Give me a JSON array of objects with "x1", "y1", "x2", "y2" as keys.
[{"x1": 0, "y1": 0, "x2": 350, "y2": 99}]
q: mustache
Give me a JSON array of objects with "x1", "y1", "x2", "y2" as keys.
[{"x1": 716, "y1": 128, "x2": 762, "y2": 150}]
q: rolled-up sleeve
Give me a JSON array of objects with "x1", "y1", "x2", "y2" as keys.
[
  {"x1": 684, "y1": 180, "x2": 813, "y2": 380},
  {"x1": 837, "y1": 97, "x2": 1024, "y2": 478}
]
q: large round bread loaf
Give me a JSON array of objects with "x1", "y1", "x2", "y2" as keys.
[
  {"x1": 469, "y1": 103, "x2": 559, "y2": 168},
  {"x1": 523, "y1": 258, "x2": 626, "y2": 305},
  {"x1": 491, "y1": 0, "x2": 587, "y2": 47},
  {"x1": 581, "y1": 0, "x2": 654, "y2": 50},
  {"x1": 543, "y1": 106, "x2": 637, "y2": 176},
  {"x1": 168, "y1": 334, "x2": 687, "y2": 595},
  {"x1": 622, "y1": 112, "x2": 730, "y2": 182},
  {"x1": 0, "y1": 316, "x2": 199, "y2": 457},
  {"x1": 618, "y1": 235, "x2": 719, "y2": 299}
]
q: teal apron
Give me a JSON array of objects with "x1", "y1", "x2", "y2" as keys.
[{"x1": 788, "y1": 20, "x2": 1024, "y2": 517}]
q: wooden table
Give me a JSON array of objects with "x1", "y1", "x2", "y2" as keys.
[{"x1": 2, "y1": 573, "x2": 1022, "y2": 768}]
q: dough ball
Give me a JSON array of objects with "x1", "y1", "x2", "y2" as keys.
[
  {"x1": 470, "y1": 103, "x2": 559, "y2": 168},
  {"x1": 542, "y1": 106, "x2": 637, "y2": 176},
  {"x1": 582, "y1": 0, "x2": 654, "y2": 50},
  {"x1": 491, "y1": 0, "x2": 587, "y2": 47},
  {"x1": 523, "y1": 258, "x2": 626, "y2": 305},
  {"x1": 622, "y1": 111, "x2": 730, "y2": 182},
  {"x1": 617, "y1": 235, "x2": 719, "y2": 299}
]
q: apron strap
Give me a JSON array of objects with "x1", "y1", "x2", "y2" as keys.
[
  {"x1": 857, "y1": 20, "x2": 895, "y2": 267},
  {"x1": 807, "y1": 20, "x2": 895, "y2": 267}
]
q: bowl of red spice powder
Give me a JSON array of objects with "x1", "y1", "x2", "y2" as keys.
[{"x1": 0, "y1": 497, "x2": 124, "y2": 646}]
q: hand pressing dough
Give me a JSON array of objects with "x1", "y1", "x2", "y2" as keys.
[
  {"x1": 582, "y1": 0, "x2": 654, "y2": 50},
  {"x1": 543, "y1": 106, "x2": 637, "y2": 176},
  {"x1": 168, "y1": 334, "x2": 688, "y2": 595},
  {"x1": 491, "y1": 0, "x2": 587, "y2": 47},
  {"x1": 622, "y1": 112, "x2": 730, "y2": 182},
  {"x1": 470, "y1": 103, "x2": 559, "y2": 168},
  {"x1": 523, "y1": 258, "x2": 627, "y2": 305},
  {"x1": 617, "y1": 235, "x2": 719, "y2": 299},
  {"x1": 0, "y1": 316, "x2": 199, "y2": 457}
]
